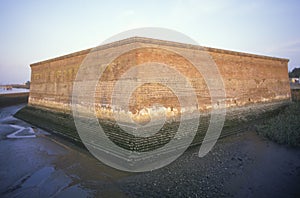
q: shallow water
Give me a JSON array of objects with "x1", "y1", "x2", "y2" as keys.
[{"x1": 0, "y1": 88, "x2": 29, "y2": 94}]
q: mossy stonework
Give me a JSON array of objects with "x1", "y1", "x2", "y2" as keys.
[
  {"x1": 19, "y1": 37, "x2": 291, "y2": 148},
  {"x1": 291, "y1": 89, "x2": 300, "y2": 101}
]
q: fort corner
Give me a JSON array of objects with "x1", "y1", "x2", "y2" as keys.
[{"x1": 17, "y1": 37, "x2": 291, "y2": 147}]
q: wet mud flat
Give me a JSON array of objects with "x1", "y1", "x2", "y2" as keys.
[{"x1": 0, "y1": 104, "x2": 300, "y2": 197}]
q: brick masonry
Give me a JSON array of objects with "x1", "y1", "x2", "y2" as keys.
[
  {"x1": 29, "y1": 37, "x2": 291, "y2": 116},
  {"x1": 19, "y1": 37, "x2": 292, "y2": 151}
]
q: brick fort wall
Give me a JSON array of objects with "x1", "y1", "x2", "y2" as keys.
[{"x1": 28, "y1": 37, "x2": 291, "y2": 121}]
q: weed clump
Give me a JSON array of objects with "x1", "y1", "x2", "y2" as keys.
[{"x1": 255, "y1": 102, "x2": 300, "y2": 147}]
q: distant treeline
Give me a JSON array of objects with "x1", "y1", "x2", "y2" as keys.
[
  {"x1": 11, "y1": 84, "x2": 30, "y2": 89},
  {"x1": 289, "y1": 68, "x2": 300, "y2": 78},
  {"x1": 1, "y1": 81, "x2": 30, "y2": 89}
]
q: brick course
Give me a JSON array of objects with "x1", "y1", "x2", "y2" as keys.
[{"x1": 28, "y1": 37, "x2": 291, "y2": 119}]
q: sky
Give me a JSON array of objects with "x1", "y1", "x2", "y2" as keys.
[{"x1": 0, "y1": 0, "x2": 300, "y2": 84}]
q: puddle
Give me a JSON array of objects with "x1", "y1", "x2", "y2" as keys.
[
  {"x1": 4, "y1": 166, "x2": 84, "y2": 197},
  {"x1": 3, "y1": 166, "x2": 55, "y2": 195},
  {"x1": 55, "y1": 184, "x2": 93, "y2": 198},
  {"x1": 21, "y1": 166, "x2": 55, "y2": 188}
]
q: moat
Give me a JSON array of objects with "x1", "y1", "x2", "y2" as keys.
[{"x1": 1, "y1": 104, "x2": 299, "y2": 197}]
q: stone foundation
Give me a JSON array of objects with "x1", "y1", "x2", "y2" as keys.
[{"x1": 15, "y1": 100, "x2": 290, "y2": 151}]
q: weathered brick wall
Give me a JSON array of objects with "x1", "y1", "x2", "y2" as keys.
[{"x1": 28, "y1": 37, "x2": 291, "y2": 121}]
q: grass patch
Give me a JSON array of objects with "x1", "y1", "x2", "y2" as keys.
[{"x1": 255, "y1": 102, "x2": 300, "y2": 147}]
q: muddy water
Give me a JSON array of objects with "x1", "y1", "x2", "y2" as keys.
[
  {"x1": 0, "y1": 105, "x2": 131, "y2": 197},
  {"x1": 0, "y1": 104, "x2": 299, "y2": 197}
]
